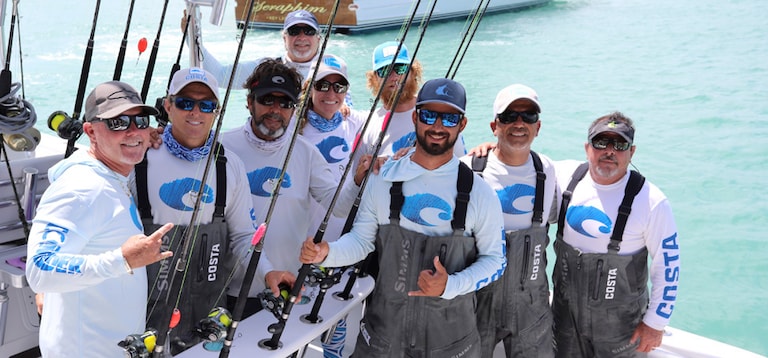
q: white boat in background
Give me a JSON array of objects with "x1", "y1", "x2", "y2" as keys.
[
  {"x1": 231, "y1": 0, "x2": 551, "y2": 33},
  {"x1": 0, "y1": 0, "x2": 764, "y2": 357}
]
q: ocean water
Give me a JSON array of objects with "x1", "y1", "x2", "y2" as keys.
[{"x1": 7, "y1": 0, "x2": 767, "y2": 355}]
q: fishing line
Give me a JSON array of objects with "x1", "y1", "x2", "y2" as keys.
[
  {"x1": 445, "y1": 0, "x2": 490, "y2": 79},
  {"x1": 140, "y1": 0, "x2": 170, "y2": 102},
  {"x1": 113, "y1": 0, "x2": 137, "y2": 81}
]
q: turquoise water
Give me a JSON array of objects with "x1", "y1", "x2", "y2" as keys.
[{"x1": 10, "y1": 0, "x2": 767, "y2": 355}]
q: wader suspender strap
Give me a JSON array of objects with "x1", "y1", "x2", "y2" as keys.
[
  {"x1": 470, "y1": 152, "x2": 545, "y2": 224},
  {"x1": 607, "y1": 170, "x2": 645, "y2": 252},
  {"x1": 389, "y1": 162, "x2": 474, "y2": 231},
  {"x1": 530, "y1": 151, "x2": 546, "y2": 224},
  {"x1": 556, "y1": 163, "x2": 589, "y2": 239},
  {"x1": 136, "y1": 142, "x2": 228, "y2": 220}
]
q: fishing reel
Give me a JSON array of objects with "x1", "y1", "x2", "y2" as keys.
[
  {"x1": 154, "y1": 96, "x2": 169, "y2": 127},
  {"x1": 258, "y1": 283, "x2": 291, "y2": 320},
  {"x1": 117, "y1": 328, "x2": 158, "y2": 358},
  {"x1": 306, "y1": 265, "x2": 343, "y2": 289},
  {"x1": 47, "y1": 110, "x2": 83, "y2": 141},
  {"x1": 195, "y1": 307, "x2": 232, "y2": 351}
]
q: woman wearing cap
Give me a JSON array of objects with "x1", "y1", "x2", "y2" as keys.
[{"x1": 296, "y1": 53, "x2": 365, "y2": 358}]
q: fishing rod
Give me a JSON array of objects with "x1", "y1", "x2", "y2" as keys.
[
  {"x1": 140, "y1": 0, "x2": 170, "y2": 102},
  {"x1": 335, "y1": 0, "x2": 441, "y2": 300},
  {"x1": 113, "y1": 0, "x2": 137, "y2": 80},
  {"x1": 46, "y1": 0, "x2": 100, "y2": 158},
  {"x1": 445, "y1": 0, "x2": 491, "y2": 79}
]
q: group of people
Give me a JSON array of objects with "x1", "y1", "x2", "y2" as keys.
[{"x1": 25, "y1": 8, "x2": 680, "y2": 358}]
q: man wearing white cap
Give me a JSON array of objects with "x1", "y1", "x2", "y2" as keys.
[
  {"x1": 27, "y1": 81, "x2": 174, "y2": 357},
  {"x1": 137, "y1": 67, "x2": 295, "y2": 355},
  {"x1": 463, "y1": 84, "x2": 557, "y2": 357},
  {"x1": 300, "y1": 78, "x2": 505, "y2": 357},
  {"x1": 193, "y1": 9, "x2": 321, "y2": 87}
]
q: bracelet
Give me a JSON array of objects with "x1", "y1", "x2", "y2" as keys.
[{"x1": 123, "y1": 256, "x2": 134, "y2": 275}]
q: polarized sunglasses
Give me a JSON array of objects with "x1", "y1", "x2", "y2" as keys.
[
  {"x1": 497, "y1": 111, "x2": 539, "y2": 124},
  {"x1": 286, "y1": 26, "x2": 317, "y2": 36},
  {"x1": 173, "y1": 97, "x2": 218, "y2": 113},
  {"x1": 417, "y1": 109, "x2": 462, "y2": 128},
  {"x1": 591, "y1": 137, "x2": 632, "y2": 151},
  {"x1": 255, "y1": 94, "x2": 296, "y2": 109},
  {"x1": 313, "y1": 79, "x2": 349, "y2": 94},
  {"x1": 375, "y1": 63, "x2": 409, "y2": 78},
  {"x1": 92, "y1": 115, "x2": 151, "y2": 131}
]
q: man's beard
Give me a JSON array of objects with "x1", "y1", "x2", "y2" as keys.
[
  {"x1": 380, "y1": 77, "x2": 419, "y2": 108},
  {"x1": 416, "y1": 129, "x2": 457, "y2": 156},
  {"x1": 252, "y1": 113, "x2": 287, "y2": 139}
]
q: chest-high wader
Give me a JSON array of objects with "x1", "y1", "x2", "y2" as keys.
[
  {"x1": 137, "y1": 143, "x2": 233, "y2": 355},
  {"x1": 552, "y1": 163, "x2": 648, "y2": 357},
  {"x1": 354, "y1": 162, "x2": 481, "y2": 358},
  {"x1": 472, "y1": 152, "x2": 554, "y2": 357}
]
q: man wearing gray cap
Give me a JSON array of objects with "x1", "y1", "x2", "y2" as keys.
[
  {"x1": 300, "y1": 78, "x2": 505, "y2": 357},
  {"x1": 465, "y1": 84, "x2": 557, "y2": 358},
  {"x1": 195, "y1": 9, "x2": 321, "y2": 87},
  {"x1": 552, "y1": 112, "x2": 680, "y2": 356},
  {"x1": 26, "y1": 81, "x2": 174, "y2": 357},
  {"x1": 136, "y1": 67, "x2": 296, "y2": 355}
]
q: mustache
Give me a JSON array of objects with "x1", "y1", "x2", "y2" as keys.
[{"x1": 599, "y1": 154, "x2": 618, "y2": 163}]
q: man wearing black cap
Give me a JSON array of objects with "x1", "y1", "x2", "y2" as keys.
[
  {"x1": 219, "y1": 59, "x2": 359, "y2": 316},
  {"x1": 552, "y1": 112, "x2": 681, "y2": 357},
  {"x1": 194, "y1": 9, "x2": 321, "y2": 88},
  {"x1": 26, "y1": 81, "x2": 173, "y2": 357},
  {"x1": 300, "y1": 78, "x2": 505, "y2": 357}
]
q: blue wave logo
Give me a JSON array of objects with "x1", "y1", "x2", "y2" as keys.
[
  {"x1": 496, "y1": 184, "x2": 535, "y2": 215},
  {"x1": 316, "y1": 136, "x2": 349, "y2": 164},
  {"x1": 247, "y1": 167, "x2": 292, "y2": 197},
  {"x1": 159, "y1": 178, "x2": 215, "y2": 211},
  {"x1": 392, "y1": 132, "x2": 416, "y2": 153},
  {"x1": 566, "y1": 205, "x2": 612, "y2": 238},
  {"x1": 402, "y1": 194, "x2": 452, "y2": 227}
]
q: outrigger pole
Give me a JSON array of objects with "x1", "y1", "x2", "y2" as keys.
[{"x1": 113, "y1": 0, "x2": 137, "y2": 81}]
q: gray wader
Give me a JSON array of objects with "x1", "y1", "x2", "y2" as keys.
[
  {"x1": 552, "y1": 163, "x2": 648, "y2": 358},
  {"x1": 353, "y1": 163, "x2": 482, "y2": 358},
  {"x1": 137, "y1": 144, "x2": 235, "y2": 355},
  {"x1": 472, "y1": 151, "x2": 554, "y2": 358}
]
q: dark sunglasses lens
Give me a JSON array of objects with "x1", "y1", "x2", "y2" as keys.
[
  {"x1": 440, "y1": 113, "x2": 461, "y2": 127},
  {"x1": 174, "y1": 97, "x2": 195, "y2": 111},
  {"x1": 258, "y1": 95, "x2": 294, "y2": 109},
  {"x1": 288, "y1": 26, "x2": 315, "y2": 36},
  {"x1": 393, "y1": 64, "x2": 408, "y2": 75},
  {"x1": 197, "y1": 100, "x2": 217, "y2": 113},
  {"x1": 314, "y1": 80, "x2": 332, "y2": 92},
  {"x1": 418, "y1": 109, "x2": 438, "y2": 125}
]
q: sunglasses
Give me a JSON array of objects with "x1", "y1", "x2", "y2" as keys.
[
  {"x1": 255, "y1": 94, "x2": 296, "y2": 109},
  {"x1": 417, "y1": 109, "x2": 462, "y2": 128},
  {"x1": 92, "y1": 115, "x2": 151, "y2": 131},
  {"x1": 497, "y1": 111, "x2": 539, "y2": 124},
  {"x1": 173, "y1": 97, "x2": 218, "y2": 113},
  {"x1": 591, "y1": 137, "x2": 632, "y2": 151},
  {"x1": 375, "y1": 63, "x2": 409, "y2": 78},
  {"x1": 286, "y1": 26, "x2": 317, "y2": 36},
  {"x1": 313, "y1": 79, "x2": 349, "y2": 94}
]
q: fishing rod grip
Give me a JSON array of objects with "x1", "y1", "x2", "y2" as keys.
[
  {"x1": 113, "y1": 39, "x2": 127, "y2": 81},
  {"x1": 72, "y1": 39, "x2": 94, "y2": 120}
]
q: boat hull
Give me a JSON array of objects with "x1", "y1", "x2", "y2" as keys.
[{"x1": 233, "y1": 0, "x2": 551, "y2": 33}]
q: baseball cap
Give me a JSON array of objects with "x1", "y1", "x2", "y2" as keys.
[
  {"x1": 311, "y1": 54, "x2": 349, "y2": 83},
  {"x1": 283, "y1": 10, "x2": 319, "y2": 31},
  {"x1": 248, "y1": 73, "x2": 301, "y2": 102},
  {"x1": 588, "y1": 117, "x2": 635, "y2": 143},
  {"x1": 84, "y1": 81, "x2": 159, "y2": 122},
  {"x1": 168, "y1": 67, "x2": 220, "y2": 101},
  {"x1": 415, "y1": 78, "x2": 467, "y2": 114},
  {"x1": 493, "y1": 84, "x2": 541, "y2": 115},
  {"x1": 372, "y1": 41, "x2": 410, "y2": 71}
]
